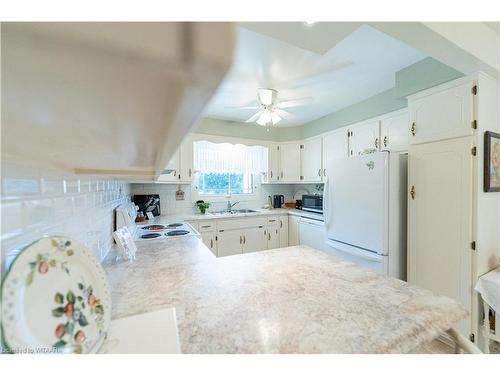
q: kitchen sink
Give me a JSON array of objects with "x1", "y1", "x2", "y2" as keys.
[{"x1": 209, "y1": 209, "x2": 258, "y2": 215}]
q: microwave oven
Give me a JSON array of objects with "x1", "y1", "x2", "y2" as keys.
[{"x1": 301, "y1": 194, "x2": 323, "y2": 213}]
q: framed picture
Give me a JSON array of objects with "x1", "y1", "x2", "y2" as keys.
[{"x1": 484, "y1": 131, "x2": 500, "y2": 192}]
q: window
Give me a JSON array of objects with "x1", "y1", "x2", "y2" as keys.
[
  {"x1": 193, "y1": 140, "x2": 267, "y2": 197},
  {"x1": 198, "y1": 172, "x2": 254, "y2": 195}
]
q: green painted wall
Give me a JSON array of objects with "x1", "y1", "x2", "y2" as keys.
[{"x1": 194, "y1": 57, "x2": 464, "y2": 142}]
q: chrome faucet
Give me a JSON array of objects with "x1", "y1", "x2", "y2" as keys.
[{"x1": 227, "y1": 200, "x2": 239, "y2": 212}]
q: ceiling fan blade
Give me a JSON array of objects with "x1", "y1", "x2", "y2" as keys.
[
  {"x1": 274, "y1": 109, "x2": 294, "y2": 120},
  {"x1": 224, "y1": 105, "x2": 261, "y2": 110},
  {"x1": 245, "y1": 110, "x2": 264, "y2": 123},
  {"x1": 275, "y1": 97, "x2": 313, "y2": 109}
]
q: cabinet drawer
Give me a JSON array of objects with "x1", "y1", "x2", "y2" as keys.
[
  {"x1": 198, "y1": 220, "x2": 215, "y2": 232},
  {"x1": 217, "y1": 217, "x2": 266, "y2": 231},
  {"x1": 267, "y1": 216, "x2": 279, "y2": 226}
]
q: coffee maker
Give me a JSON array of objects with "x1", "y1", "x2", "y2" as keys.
[{"x1": 273, "y1": 195, "x2": 284, "y2": 208}]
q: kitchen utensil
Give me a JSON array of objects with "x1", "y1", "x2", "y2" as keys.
[{"x1": 1, "y1": 236, "x2": 111, "y2": 354}]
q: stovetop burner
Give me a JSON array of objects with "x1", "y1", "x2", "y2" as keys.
[
  {"x1": 166, "y1": 223, "x2": 183, "y2": 228},
  {"x1": 141, "y1": 233, "x2": 162, "y2": 239},
  {"x1": 141, "y1": 224, "x2": 167, "y2": 231},
  {"x1": 166, "y1": 230, "x2": 189, "y2": 236}
]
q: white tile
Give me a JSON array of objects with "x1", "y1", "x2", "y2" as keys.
[{"x1": 1, "y1": 200, "x2": 25, "y2": 239}]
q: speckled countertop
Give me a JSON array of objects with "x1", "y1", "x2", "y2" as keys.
[{"x1": 104, "y1": 237, "x2": 467, "y2": 353}]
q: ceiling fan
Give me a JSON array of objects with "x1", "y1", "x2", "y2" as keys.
[{"x1": 226, "y1": 88, "x2": 312, "y2": 127}]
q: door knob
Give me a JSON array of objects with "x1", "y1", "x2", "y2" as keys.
[{"x1": 410, "y1": 185, "x2": 416, "y2": 200}]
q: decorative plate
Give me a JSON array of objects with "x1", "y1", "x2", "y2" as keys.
[{"x1": 1, "y1": 236, "x2": 111, "y2": 354}]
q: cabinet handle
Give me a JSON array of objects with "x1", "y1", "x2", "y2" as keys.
[
  {"x1": 201, "y1": 225, "x2": 211, "y2": 228},
  {"x1": 268, "y1": 233, "x2": 271, "y2": 241},
  {"x1": 323, "y1": 168, "x2": 326, "y2": 176},
  {"x1": 410, "y1": 185, "x2": 416, "y2": 200},
  {"x1": 269, "y1": 219, "x2": 276, "y2": 222},
  {"x1": 281, "y1": 171, "x2": 283, "y2": 178},
  {"x1": 383, "y1": 136, "x2": 388, "y2": 147},
  {"x1": 173, "y1": 170, "x2": 177, "y2": 176},
  {"x1": 243, "y1": 236, "x2": 246, "y2": 244},
  {"x1": 375, "y1": 138, "x2": 379, "y2": 148},
  {"x1": 264, "y1": 230, "x2": 266, "y2": 235},
  {"x1": 318, "y1": 168, "x2": 322, "y2": 177},
  {"x1": 239, "y1": 235, "x2": 242, "y2": 244},
  {"x1": 280, "y1": 220, "x2": 282, "y2": 228},
  {"x1": 210, "y1": 239, "x2": 213, "y2": 248},
  {"x1": 411, "y1": 122, "x2": 416, "y2": 136},
  {"x1": 189, "y1": 168, "x2": 192, "y2": 177},
  {"x1": 270, "y1": 171, "x2": 273, "y2": 178}
]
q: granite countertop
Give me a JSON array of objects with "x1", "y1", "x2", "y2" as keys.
[
  {"x1": 151, "y1": 208, "x2": 324, "y2": 224},
  {"x1": 104, "y1": 237, "x2": 467, "y2": 353}
]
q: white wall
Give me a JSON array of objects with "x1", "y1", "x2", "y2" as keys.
[{"x1": 1, "y1": 156, "x2": 130, "y2": 273}]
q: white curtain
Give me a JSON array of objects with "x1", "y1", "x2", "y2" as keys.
[{"x1": 193, "y1": 141, "x2": 267, "y2": 174}]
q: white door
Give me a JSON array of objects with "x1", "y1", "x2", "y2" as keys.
[
  {"x1": 280, "y1": 143, "x2": 301, "y2": 182},
  {"x1": 301, "y1": 137, "x2": 323, "y2": 182},
  {"x1": 267, "y1": 226, "x2": 280, "y2": 250},
  {"x1": 288, "y1": 215, "x2": 300, "y2": 246},
  {"x1": 242, "y1": 226, "x2": 267, "y2": 253},
  {"x1": 216, "y1": 229, "x2": 242, "y2": 257},
  {"x1": 408, "y1": 137, "x2": 473, "y2": 334},
  {"x1": 409, "y1": 81, "x2": 474, "y2": 145},
  {"x1": 299, "y1": 217, "x2": 326, "y2": 251},
  {"x1": 268, "y1": 143, "x2": 280, "y2": 182},
  {"x1": 179, "y1": 136, "x2": 193, "y2": 183},
  {"x1": 157, "y1": 149, "x2": 180, "y2": 182},
  {"x1": 349, "y1": 119, "x2": 380, "y2": 156},
  {"x1": 201, "y1": 231, "x2": 216, "y2": 255},
  {"x1": 380, "y1": 110, "x2": 409, "y2": 151},
  {"x1": 279, "y1": 215, "x2": 289, "y2": 247},
  {"x1": 322, "y1": 129, "x2": 348, "y2": 178}
]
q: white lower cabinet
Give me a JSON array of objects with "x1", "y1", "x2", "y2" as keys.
[
  {"x1": 288, "y1": 215, "x2": 300, "y2": 246},
  {"x1": 216, "y1": 229, "x2": 243, "y2": 257},
  {"x1": 266, "y1": 218, "x2": 280, "y2": 250},
  {"x1": 201, "y1": 231, "x2": 216, "y2": 255},
  {"x1": 279, "y1": 215, "x2": 289, "y2": 247},
  {"x1": 242, "y1": 226, "x2": 267, "y2": 253}
]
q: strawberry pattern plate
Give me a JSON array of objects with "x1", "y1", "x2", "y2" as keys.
[{"x1": 1, "y1": 236, "x2": 111, "y2": 354}]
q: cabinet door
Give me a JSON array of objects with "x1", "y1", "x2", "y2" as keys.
[
  {"x1": 201, "y1": 231, "x2": 216, "y2": 255},
  {"x1": 267, "y1": 143, "x2": 280, "y2": 182},
  {"x1": 279, "y1": 215, "x2": 289, "y2": 247},
  {"x1": 409, "y1": 81, "x2": 473, "y2": 145},
  {"x1": 349, "y1": 120, "x2": 380, "y2": 156},
  {"x1": 408, "y1": 137, "x2": 472, "y2": 334},
  {"x1": 242, "y1": 226, "x2": 267, "y2": 253},
  {"x1": 322, "y1": 130, "x2": 348, "y2": 178},
  {"x1": 266, "y1": 226, "x2": 280, "y2": 250},
  {"x1": 216, "y1": 230, "x2": 243, "y2": 257},
  {"x1": 380, "y1": 111, "x2": 409, "y2": 151},
  {"x1": 280, "y1": 143, "x2": 301, "y2": 182},
  {"x1": 301, "y1": 137, "x2": 323, "y2": 182},
  {"x1": 157, "y1": 149, "x2": 180, "y2": 182},
  {"x1": 179, "y1": 136, "x2": 193, "y2": 183},
  {"x1": 288, "y1": 215, "x2": 300, "y2": 246}
]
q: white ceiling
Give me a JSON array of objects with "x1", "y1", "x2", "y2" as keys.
[{"x1": 204, "y1": 23, "x2": 427, "y2": 127}]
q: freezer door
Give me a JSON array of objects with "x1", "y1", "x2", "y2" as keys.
[{"x1": 325, "y1": 152, "x2": 389, "y2": 255}]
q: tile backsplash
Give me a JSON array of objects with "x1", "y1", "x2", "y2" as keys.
[
  {"x1": 130, "y1": 183, "x2": 323, "y2": 215},
  {"x1": 1, "y1": 157, "x2": 130, "y2": 273}
]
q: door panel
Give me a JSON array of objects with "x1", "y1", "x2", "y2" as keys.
[
  {"x1": 279, "y1": 215, "x2": 289, "y2": 247},
  {"x1": 201, "y1": 231, "x2": 216, "y2": 255},
  {"x1": 408, "y1": 137, "x2": 472, "y2": 334},
  {"x1": 242, "y1": 227, "x2": 267, "y2": 253},
  {"x1": 216, "y1": 230, "x2": 242, "y2": 257},
  {"x1": 409, "y1": 81, "x2": 473, "y2": 144},
  {"x1": 322, "y1": 130, "x2": 348, "y2": 177},
  {"x1": 380, "y1": 111, "x2": 409, "y2": 151},
  {"x1": 268, "y1": 143, "x2": 280, "y2": 182},
  {"x1": 302, "y1": 137, "x2": 322, "y2": 182},
  {"x1": 267, "y1": 226, "x2": 280, "y2": 250},
  {"x1": 157, "y1": 149, "x2": 180, "y2": 182},
  {"x1": 280, "y1": 143, "x2": 301, "y2": 182},
  {"x1": 179, "y1": 136, "x2": 193, "y2": 182},
  {"x1": 349, "y1": 120, "x2": 380, "y2": 156}
]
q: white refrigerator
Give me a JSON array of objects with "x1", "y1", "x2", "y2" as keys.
[{"x1": 324, "y1": 151, "x2": 407, "y2": 280}]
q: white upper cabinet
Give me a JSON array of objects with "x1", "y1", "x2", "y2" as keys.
[
  {"x1": 380, "y1": 110, "x2": 409, "y2": 151},
  {"x1": 408, "y1": 80, "x2": 474, "y2": 145},
  {"x1": 157, "y1": 149, "x2": 180, "y2": 182},
  {"x1": 348, "y1": 119, "x2": 380, "y2": 156},
  {"x1": 280, "y1": 143, "x2": 302, "y2": 182},
  {"x1": 267, "y1": 143, "x2": 281, "y2": 182},
  {"x1": 301, "y1": 137, "x2": 323, "y2": 182},
  {"x1": 179, "y1": 136, "x2": 194, "y2": 183},
  {"x1": 322, "y1": 129, "x2": 349, "y2": 178}
]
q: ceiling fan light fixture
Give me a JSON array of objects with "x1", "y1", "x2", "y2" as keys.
[
  {"x1": 256, "y1": 110, "x2": 272, "y2": 126},
  {"x1": 257, "y1": 88, "x2": 276, "y2": 106}
]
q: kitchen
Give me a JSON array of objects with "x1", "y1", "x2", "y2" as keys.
[{"x1": 1, "y1": 11, "x2": 500, "y2": 370}]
